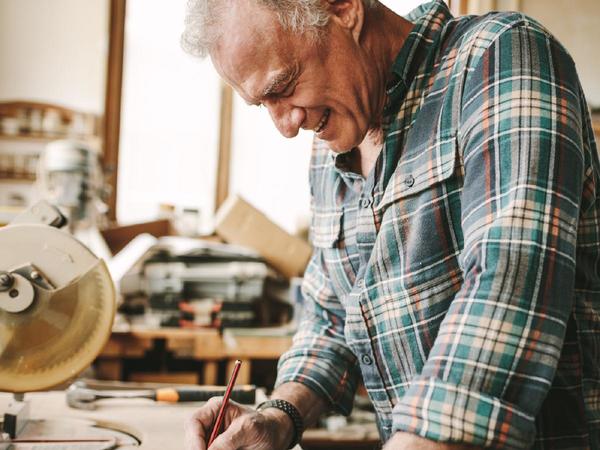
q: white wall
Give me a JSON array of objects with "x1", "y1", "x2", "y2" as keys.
[
  {"x1": 469, "y1": 0, "x2": 600, "y2": 107},
  {"x1": 0, "y1": 0, "x2": 109, "y2": 113},
  {"x1": 519, "y1": 0, "x2": 600, "y2": 107}
]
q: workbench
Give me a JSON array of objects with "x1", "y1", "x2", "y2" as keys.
[
  {"x1": 96, "y1": 326, "x2": 294, "y2": 386},
  {"x1": 90, "y1": 327, "x2": 380, "y2": 449},
  {"x1": 0, "y1": 391, "x2": 380, "y2": 449},
  {"x1": 0, "y1": 391, "x2": 194, "y2": 449},
  {"x1": 0, "y1": 390, "x2": 299, "y2": 449}
]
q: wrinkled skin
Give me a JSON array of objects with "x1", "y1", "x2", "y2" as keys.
[
  {"x1": 185, "y1": 397, "x2": 290, "y2": 450},
  {"x1": 210, "y1": 0, "x2": 399, "y2": 155}
]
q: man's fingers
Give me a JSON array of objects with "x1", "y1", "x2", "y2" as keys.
[
  {"x1": 184, "y1": 418, "x2": 205, "y2": 450},
  {"x1": 205, "y1": 419, "x2": 246, "y2": 450},
  {"x1": 185, "y1": 397, "x2": 223, "y2": 450}
]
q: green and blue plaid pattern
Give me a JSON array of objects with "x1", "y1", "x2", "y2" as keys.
[{"x1": 276, "y1": 1, "x2": 600, "y2": 448}]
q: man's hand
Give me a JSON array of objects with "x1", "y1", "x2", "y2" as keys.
[
  {"x1": 185, "y1": 396, "x2": 293, "y2": 450},
  {"x1": 383, "y1": 432, "x2": 481, "y2": 450}
]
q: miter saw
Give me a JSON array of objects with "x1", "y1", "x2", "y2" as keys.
[{"x1": 0, "y1": 201, "x2": 116, "y2": 445}]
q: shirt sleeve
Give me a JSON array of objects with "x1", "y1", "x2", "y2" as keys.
[
  {"x1": 391, "y1": 21, "x2": 586, "y2": 449},
  {"x1": 275, "y1": 247, "x2": 360, "y2": 415}
]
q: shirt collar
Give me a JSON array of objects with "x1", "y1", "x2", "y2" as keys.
[
  {"x1": 384, "y1": 0, "x2": 454, "y2": 118},
  {"x1": 330, "y1": 0, "x2": 453, "y2": 177}
]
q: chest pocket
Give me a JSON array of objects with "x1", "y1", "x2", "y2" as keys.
[
  {"x1": 376, "y1": 134, "x2": 460, "y2": 212},
  {"x1": 311, "y1": 208, "x2": 342, "y2": 249},
  {"x1": 370, "y1": 134, "x2": 464, "y2": 297},
  {"x1": 310, "y1": 206, "x2": 356, "y2": 299}
]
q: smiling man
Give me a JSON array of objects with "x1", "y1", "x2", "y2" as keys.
[{"x1": 182, "y1": 1, "x2": 600, "y2": 449}]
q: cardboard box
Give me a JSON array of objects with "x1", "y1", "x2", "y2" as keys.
[{"x1": 215, "y1": 195, "x2": 312, "y2": 278}]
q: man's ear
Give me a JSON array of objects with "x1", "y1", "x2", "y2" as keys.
[{"x1": 325, "y1": 0, "x2": 365, "y2": 43}]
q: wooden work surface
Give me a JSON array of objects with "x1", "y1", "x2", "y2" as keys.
[
  {"x1": 0, "y1": 391, "x2": 308, "y2": 449},
  {"x1": 0, "y1": 391, "x2": 380, "y2": 450},
  {"x1": 0, "y1": 391, "x2": 382, "y2": 449},
  {"x1": 0, "y1": 391, "x2": 197, "y2": 449}
]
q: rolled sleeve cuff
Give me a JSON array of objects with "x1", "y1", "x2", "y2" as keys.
[
  {"x1": 392, "y1": 377, "x2": 536, "y2": 449},
  {"x1": 275, "y1": 342, "x2": 359, "y2": 416}
]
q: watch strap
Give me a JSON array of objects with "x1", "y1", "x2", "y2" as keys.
[{"x1": 256, "y1": 398, "x2": 304, "y2": 449}]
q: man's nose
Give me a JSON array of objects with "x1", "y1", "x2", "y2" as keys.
[{"x1": 265, "y1": 100, "x2": 305, "y2": 138}]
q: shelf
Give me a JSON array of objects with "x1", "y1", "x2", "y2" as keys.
[
  {"x1": 0, "y1": 206, "x2": 25, "y2": 225},
  {"x1": 0, "y1": 177, "x2": 35, "y2": 184},
  {"x1": 0, "y1": 132, "x2": 98, "y2": 143},
  {"x1": 592, "y1": 114, "x2": 600, "y2": 137}
]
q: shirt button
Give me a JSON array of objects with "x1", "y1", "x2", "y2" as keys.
[
  {"x1": 404, "y1": 175, "x2": 415, "y2": 187},
  {"x1": 357, "y1": 278, "x2": 364, "y2": 288},
  {"x1": 361, "y1": 354, "x2": 373, "y2": 365}
]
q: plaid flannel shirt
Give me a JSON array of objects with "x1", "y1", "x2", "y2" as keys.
[{"x1": 276, "y1": 1, "x2": 600, "y2": 448}]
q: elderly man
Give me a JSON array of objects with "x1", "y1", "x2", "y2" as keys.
[{"x1": 182, "y1": 0, "x2": 600, "y2": 449}]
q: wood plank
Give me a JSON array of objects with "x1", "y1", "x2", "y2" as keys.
[
  {"x1": 193, "y1": 331, "x2": 227, "y2": 359},
  {"x1": 456, "y1": 0, "x2": 469, "y2": 16},
  {"x1": 129, "y1": 372, "x2": 199, "y2": 384},
  {"x1": 592, "y1": 114, "x2": 600, "y2": 141},
  {"x1": 447, "y1": 0, "x2": 467, "y2": 16},
  {"x1": 97, "y1": 328, "x2": 292, "y2": 386},
  {"x1": 103, "y1": 0, "x2": 127, "y2": 222},
  {"x1": 203, "y1": 362, "x2": 219, "y2": 385},
  {"x1": 95, "y1": 359, "x2": 123, "y2": 380},
  {"x1": 100, "y1": 218, "x2": 171, "y2": 255},
  {"x1": 214, "y1": 83, "x2": 234, "y2": 212},
  {"x1": 227, "y1": 359, "x2": 251, "y2": 385},
  {"x1": 225, "y1": 335, "x2": 292, "y2": 359},
  {"x1": 100, "y1": 336, "x2": 151, "y2": 358}
]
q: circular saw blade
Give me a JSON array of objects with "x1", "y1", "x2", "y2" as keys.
[{"x1": 0, "y1": 224, "x2": 115, "y2": 393}]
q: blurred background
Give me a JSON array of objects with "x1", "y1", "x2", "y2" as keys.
[
  {"x1": 0, "y1": 0, "x2": 598, "y2": 234},
  {"x1": 0, "y1": 2, "x2": 598, "y2": 447}
]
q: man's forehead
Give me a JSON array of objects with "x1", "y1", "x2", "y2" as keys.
[
  {"x1": 213, "y1": 37, "x2": 291, "y2": 92},
  {"x1": 219, "y1": 0, "x2": 284, "y2": 47},
  {"x1": 215, "y1": 5, "x2": 286, "y2": 61},
  {"x1": 212, "y1": 3, "x2": 298, "y2": 102}
]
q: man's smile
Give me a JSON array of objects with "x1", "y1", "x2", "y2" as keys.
[{"x1": 314, "y1": 108, "x2": 331, "y2": 134}]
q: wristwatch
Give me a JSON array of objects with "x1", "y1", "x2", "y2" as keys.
[{"x1": 256, "y1": 399, "x2": 304, "y2": 449}]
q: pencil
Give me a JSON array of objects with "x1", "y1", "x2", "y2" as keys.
[{"x1": 207, "y1": 359, "x2": 242, "y2": 448}]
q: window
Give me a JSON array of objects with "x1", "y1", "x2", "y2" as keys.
[
  {"x1": 117, "y1": 0, "x2": 433, "y2": 232},
  {"x1": 117, "y1": 0, "x2": 220, "y2": 226}
]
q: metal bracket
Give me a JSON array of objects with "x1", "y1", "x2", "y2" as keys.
[
  {"x1": 2, "y1": 394, "x2": 29, "y2": 439},
  {"x1": 10, "y1": 201, "x2": 67, "y2": 228}
]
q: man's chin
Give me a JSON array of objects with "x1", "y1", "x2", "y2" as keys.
[
  {"x1": 320, "y1": 135, "x2": 360, "y2": 154},
  {"x1": 328, "y1": 145, "x2": 354, "y2": 154}
]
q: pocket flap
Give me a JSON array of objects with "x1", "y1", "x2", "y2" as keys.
[
  {"x1": 310, "y1": 208, "x2": 342, "y2": 248},
  {"x1": 376, "y1": 135, "x2": 458, "y2": 211}
]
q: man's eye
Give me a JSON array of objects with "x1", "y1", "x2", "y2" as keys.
[
  {"x1": 273, "y1": 83, "x2": 295, "y2": 99},
  {"x1": 281, "y1": 84, "x2": 295, "y2": 98}
]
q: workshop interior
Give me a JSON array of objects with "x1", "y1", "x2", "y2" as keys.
[{"x1": 0, "y1": 0, "x2": 599, "y2": 449}]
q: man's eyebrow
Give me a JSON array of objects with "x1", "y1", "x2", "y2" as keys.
[{"x1": 261, "y1": 68, "x2": 295, "y2": 98}]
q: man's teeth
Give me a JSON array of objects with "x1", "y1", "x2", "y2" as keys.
[{"x1": 315, "y1": 109, "x2": 330, "y2": 133}]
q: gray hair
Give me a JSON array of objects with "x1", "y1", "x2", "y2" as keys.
[{"x1": 181, "y1": 0, "x2": 378, "y2": 58}]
